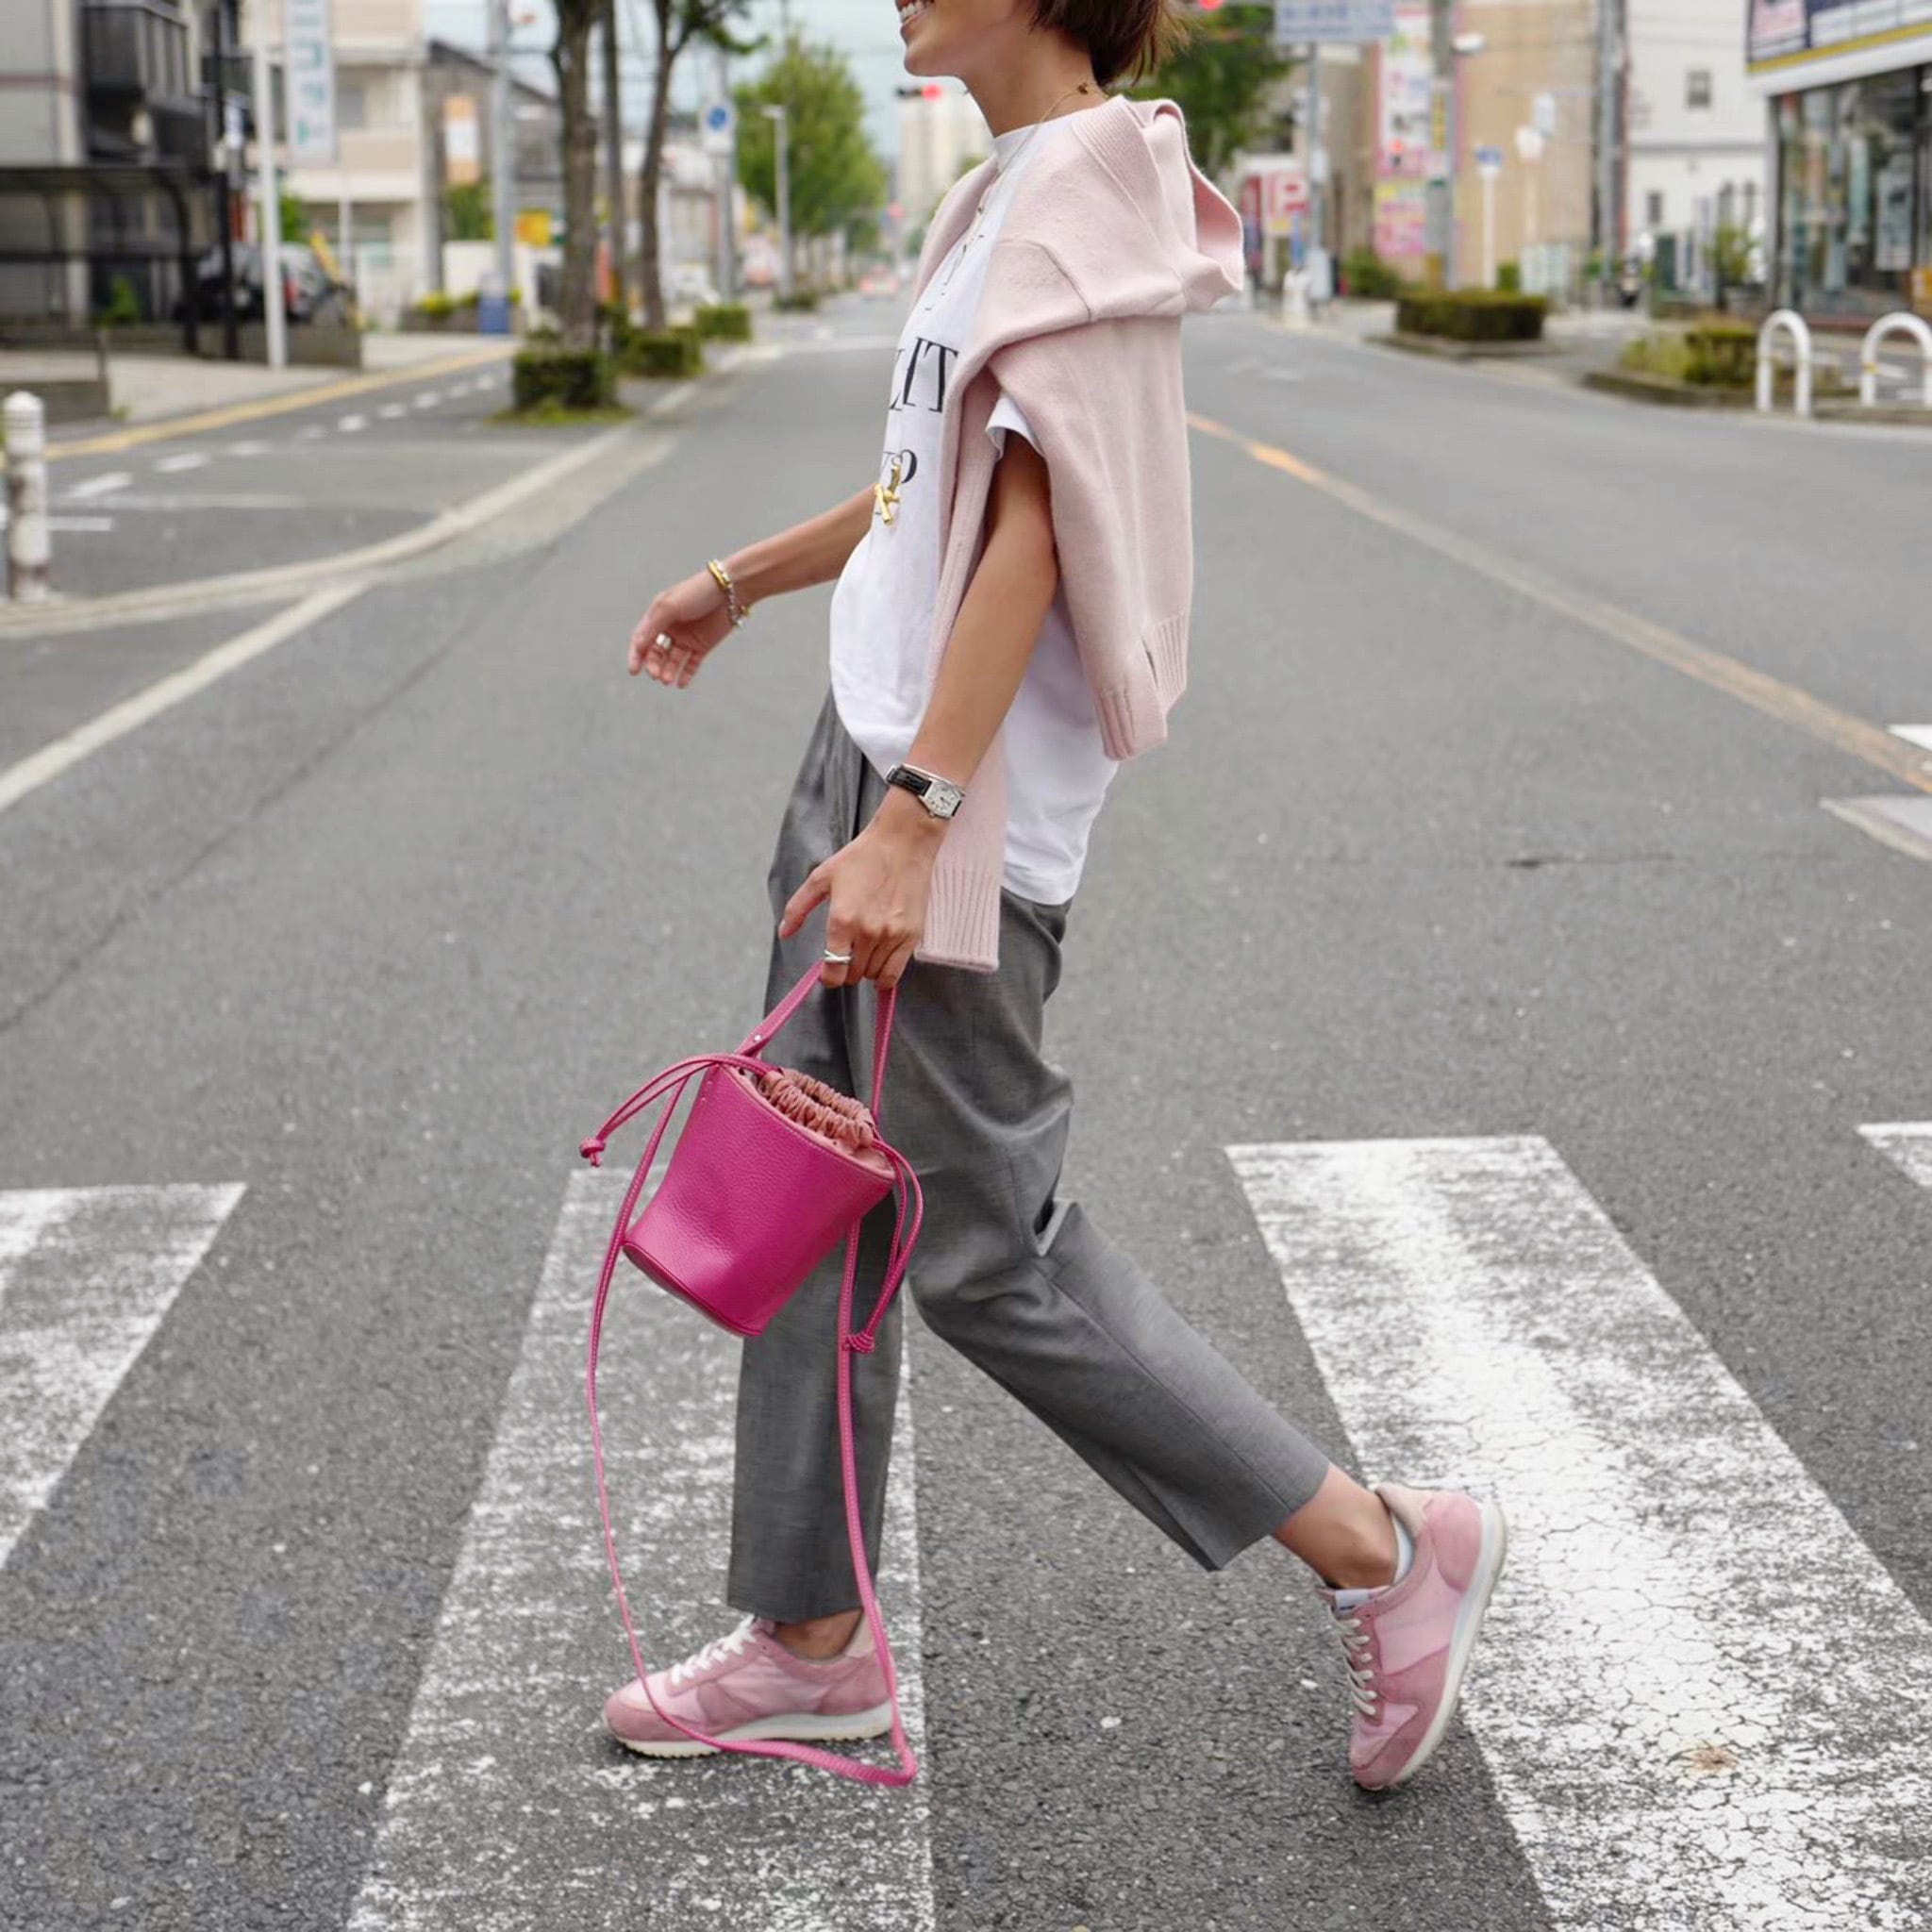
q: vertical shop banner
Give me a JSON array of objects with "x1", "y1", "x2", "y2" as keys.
[
  {"x1": 286, "y1": 0, "x2": 337, "y2": 166},
  {"x1": 1749, "y1": 0, "x2": 1932, "y2": 72},
  {"x1": 1374, "y1": 182, "x2": 1428, "y2": 258},
  {"x1": 1377, "y1": 6, "x2": 1436, "y2": 179}
]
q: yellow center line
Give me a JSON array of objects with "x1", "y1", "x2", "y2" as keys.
[
  {"x1": 1187, "y1": 408, "x2": 1932, "y2": 797},
  {"x1": 24, "y1": 343, "x2": 513, "y2": 464}
]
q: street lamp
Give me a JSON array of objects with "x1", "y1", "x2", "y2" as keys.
[{"x1": 762, "y1": 103, "x2": 791, "y2": 302}]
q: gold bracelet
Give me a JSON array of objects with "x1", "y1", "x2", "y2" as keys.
[{"x1": 706, "y1": 557, "x2": 748, "y2": 627}]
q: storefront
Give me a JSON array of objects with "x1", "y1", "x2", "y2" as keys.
[{"x1": 1748, "y1": 2, "x2": 1932, "y2": 319}]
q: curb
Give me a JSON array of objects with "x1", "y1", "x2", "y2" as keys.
[{"x1": 0, "y1": 347, "x2": 748, "y2": 637}]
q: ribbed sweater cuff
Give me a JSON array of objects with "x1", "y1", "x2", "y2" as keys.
[{"x1": 918, "y1": 861, "x2": 1004, "y2": 974}]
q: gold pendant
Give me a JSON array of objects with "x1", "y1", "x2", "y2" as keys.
[{"x1": 873, "y1": 456, "x2": 904, "y2": 525}]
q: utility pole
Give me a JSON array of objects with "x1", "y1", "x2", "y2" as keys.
[
  {"x1": 208, "y1": 0, "x2": 242, "y2": 359},
  {"x1": 248, "y1": 0, "x2": 287, "y2": 369},
  {"x1": 713, "y1": 45, "x2": 736, "y2": 301},
  {"x1": 601, "y1": 0, "x2": 625, "y2": 307},
  {"x1": 489, "y1": 0, "x2": 515, "y2": 313},
  {"x1": 1425, "y1": 0, "x2": 1455, "y2": 289},
  {"x1": 763, "y1": 103, "x2": 791, "y2": 300},
  {"x1": 1595, "y1": 0, "x2": 1624, "y2": 305},
  {"x1": 1304, "y1": 42, "x2": 1325, "y2": 304}
]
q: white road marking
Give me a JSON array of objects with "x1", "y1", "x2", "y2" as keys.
[
  {"x1": 64, "y1": 471, "x2": 133, "y2": 501},
  {"x1": 338, "y1": 413, "x2": 367, "y2": 433},
  {"x1": 411, "y1": 391, "x2": 441, "y2": 409},
  {"x1": 1228, "y1": 1134, "x2": 1932, "y2": 1932},
  {"x1": 0, "y1": 1185, "x2": 243, "y2": 1570},
  {"x1": 224, "y1": 439, "x2": 274, "y2": 457},
  {"x1": 296, "y1": 425, "x2": 326, "y2": 441},
  {"x1": 347, "y1": 1170, "x2": 934, "y2": 1930},
  {"x1": 472, "y1": 370, "x2": 499, "y2": 386},
  {"x1": 153, "y1": 452, "x2": 208, "y2": 474},
  {"x1": 377, "y1": 403, "x2": 407, "y2": 420},
  {"x1": 0, "y1": 508, "x2": 112, "y2": 534},
  {"x1": 1820, "y1": 794, "x2": 1932, "y2": 861},
  {"x1": 444, "y1": 378, "x2": 472, "y2": 396},
  {"x1": 75, "y1": 492, "x2": 307, "y2": 512},
  {"x1": 1889, "y1": 725, "x2": 1932, "y2": 753},
  {"x1": 1858, "y1": 1122, "x2": 1932, "y2": 1190},
  {"x1": 0, "y1": 583, "x2": 364, "y2": 816}
]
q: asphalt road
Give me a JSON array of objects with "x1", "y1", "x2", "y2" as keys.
[{"x1": 4, "y1": 298, "x2": 1931, "y2": 1932}]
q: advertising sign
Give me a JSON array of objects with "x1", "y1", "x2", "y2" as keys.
[
  {"x1": 1748, "y1": 0, "x2": 1932, "y2": 75},
  {"x1": 285, "y1": 0, "x2": 337, "y2": 166},
  {"x1": 1377, "y1": 5, "x2": 1435, "y2": 177},
  {"x1": 1374, "y1": 181, "x2": 1428, "y2": 258},
  {"x1": 1273, "y1": 0, "x2": 1394, "y2": 42}
]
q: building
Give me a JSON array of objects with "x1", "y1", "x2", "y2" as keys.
[
  {"x1": 1, "y1": 0, "x2": 213, "y2": 331},
  {"x1": 1748, "y1": 0, "x2": 1932, "y2": 321},
  {"x1": 1626, "y1": 0, "x2": 1766, "y2": 296},
  {"x1": 894, "y1": 82, "x2": 991, "y2": 227},
  {"x1": 272, "y1": 0, "x2": 436, "y2": 321}
]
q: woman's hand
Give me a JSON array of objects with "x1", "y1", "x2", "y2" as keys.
[
  {"x1": 627, "y1": 569, "x2": 735, "y2": 687},
  {"x1": 778, "y1": 792, "x2": 947, "y2": 989}
]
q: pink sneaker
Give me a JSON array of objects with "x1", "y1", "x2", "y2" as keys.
[
  {"x1": 1321, "y1": 1483, "x2": 1508, "y2": 1791},
  {"x1": 603, "y1": 1614, "x2": 891, "y2": 1758}
]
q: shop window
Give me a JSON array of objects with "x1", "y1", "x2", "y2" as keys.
[
  {"x1": 1687, "y1": 70, "x2": 1712, "y2": 110},
  {"x1": 1645, "y1": 190, "x2": 1664, "y2": 228}
]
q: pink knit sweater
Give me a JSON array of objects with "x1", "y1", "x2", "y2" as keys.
[{"x1": 905, "y1": 95, "x2": 1243, "y2": 972}]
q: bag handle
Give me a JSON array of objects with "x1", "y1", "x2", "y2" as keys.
[{"x1": 581, "y1": 974, "x2": 924, "y2": 1784}]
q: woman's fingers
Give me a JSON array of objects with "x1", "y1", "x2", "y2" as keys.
[
  {"x1": 777, "y1": 865, "x2": 831, "y2": 942},
  {"x1": 876, "y1": 937, "x2": 918, "y2": 990},
  {"x1": 820, "y1": 912, "x2": 858, "y2": 988}
]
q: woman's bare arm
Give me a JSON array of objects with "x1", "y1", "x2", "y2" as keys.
[{"x1": 628, "y1": 485, "x2": 875, "y2": 685}]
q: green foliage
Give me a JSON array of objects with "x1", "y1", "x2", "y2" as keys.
[
  {"x1": 693, "y1": 302, "x2": 752, "y2": 341},
  {"x1": 619, "y1": 327, "x2": 705, "y2": 377},
  {"x1": 512, "y1": 346, "x2": 616, "y2": 410},
  {"x1": 773, "y1": 287, "x2": 820, "y2": 312},
  {"x1": 735, "y1": 37, "x2": 888, "y2": 244},
  {"x1": 1620, "y1": 321, "x2": 1759, "y2": 388},
  {"x1": 415, "y1": 289, "x2": 458, "y2": 319},
  {"x1": 1396, "y1": 291, "x2": 1547, "y2": 342},
  {"x1": 1496, "y1": 260, "x2": 1522, "y2": 294},
  {"x1": 278, "y1": 189, "x2": 308, "y2": 244},
  {"x1": 1132, "y1": 4, "x2": 1294, "y2": 181},
  {"x1": 444, "y1": 179, "x2": 494, "y2": 242},
  {"x1": 1711, "y1": 223, "x2": 1754, "y2": 289},
  {"x1": 1341, "y1": 249, "x2": 1410, "y2": 301},
  {"x1": 96, "y1": 275, "x2": 142, "y2": 326}
]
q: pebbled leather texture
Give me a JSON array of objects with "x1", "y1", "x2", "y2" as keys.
[{"x1": 578, "y1": 961, "x2": 924, "y2": 1786}]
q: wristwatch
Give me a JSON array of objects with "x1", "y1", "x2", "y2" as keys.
[{"x1": 884, "y1": 762, "x2": 966, "y2": 820}]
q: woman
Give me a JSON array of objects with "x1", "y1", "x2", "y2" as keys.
[{"x1": 608, "y1": 0, "x2": 1507, "y2": 1792}]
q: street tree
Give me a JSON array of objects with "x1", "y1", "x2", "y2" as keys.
[
  {"x1": 638, "y1": 0, "x2": 758, "y2": 329},
  {"x1": 736, "y1": 38, "x2": 886, "y2": 289},
  {"x1": 1134, "y1": 2, "x2": 1294, "y2": 181},
  {"x1": 552, "y1": 0, "x2": 603, "y2": 348}
]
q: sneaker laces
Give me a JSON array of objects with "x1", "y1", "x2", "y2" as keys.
[
  {"x1": 666, "y1": 1616, "x2": 758, "y2": 1687},
  {"x1": 1327, "y1": 1607, "x2": 1379, "y2": 1718}
]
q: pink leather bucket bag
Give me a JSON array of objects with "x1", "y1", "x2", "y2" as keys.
[{"x1": 577, "y1": 961, "x2": 923, "y2": 1785}]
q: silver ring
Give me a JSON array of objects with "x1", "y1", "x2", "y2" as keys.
[
  {"x1": 822, "y1": 948, "x2": 853, "y2": 965},
  {"x1": 655, "y1": 632, "x2": 673, "y2": 649}
]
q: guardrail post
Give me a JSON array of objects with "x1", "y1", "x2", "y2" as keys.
[
  {"x1": 1859, "y1": 311, "x2": 1932, "y2": 408},
  {"x1": 1756, "y1": 308, "x2": 1813, "y2": 419},
  {"x1": 4, "y1": 391, "x2": 51, "y2": 603}
]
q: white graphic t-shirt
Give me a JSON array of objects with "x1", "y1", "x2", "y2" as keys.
[{"x1": 828, "y1": 118, "x2": 1118, "y2": 907}]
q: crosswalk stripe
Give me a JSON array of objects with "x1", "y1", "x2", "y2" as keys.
[
  {"x1": 0, "y1": 1184, "x2": 243, "y2": 1571},
  {"x1": 348, "y1": 1170, "x2": 935, "y2": 1930},
  {"x1": 1858, "y1": 1121, "x2": 1932, "y2": 1190},
  {"x1": 1228, "y1": 1134, "x2": 1932, "y2": 1931},
  {"x1": 64, "y1": 471, "x2": 132, "y2": 501}
]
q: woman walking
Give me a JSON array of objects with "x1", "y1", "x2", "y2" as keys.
[{"x1": 609, "y1": 0, "x2": 1507, "y2": 1791}]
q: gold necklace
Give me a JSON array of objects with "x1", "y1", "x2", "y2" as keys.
[{"x1": 934, "y1": 79, "x2": 1099, "y2": 293}]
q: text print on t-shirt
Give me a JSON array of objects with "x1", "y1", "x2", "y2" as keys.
[{"x1": 875, "y1": 334, "x2": 960, "y2": 520}]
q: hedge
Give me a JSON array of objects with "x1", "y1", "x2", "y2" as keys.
[
  {"x1": 693, "y1": 302, "x2": 753, "y2": 341},
  {"x1": 511, "y1": 347, "x2": 616, "y2": 411},
  {"x1": 1395, "y1": 291, "x2": 1548, "y2": 342},
  {"x1": 620, "y1": 327, "x2": 704, "y2": 378},
  {"x1": 773, "y1": 288, "x2": 821, "y2": 313},
  {"x1": 1341, "y1": 249, "x2": 1409, "y2": 301},
  {"x1": 1682, "y1": 321, "x2": 1757, "y2": 387}
]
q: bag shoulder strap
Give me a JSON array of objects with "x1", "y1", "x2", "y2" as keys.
[{"x1": 579, "y1": 973, "x2": 923, "y2": 1785}]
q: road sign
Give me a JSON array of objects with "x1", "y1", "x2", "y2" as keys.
[
  {"x1": 1253, "y1": 163, "x2": 1309, "y2": 235},
  {"x1": 1474, "y1": 143, "x2": 1505, "y2": 178},
  {"x1": 1273, "y1": 0, "x2": 1394, "y2": 46},
  {"x1": 1515, "y1": 125, "x2": 1546, "y2": 164},
  {"x1": 701, "y1": 100, "x2": 735, "y2": 157}
]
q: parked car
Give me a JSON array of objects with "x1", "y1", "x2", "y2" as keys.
[
  {"x1": 175, "y1": 243, "x2": 354, "y2": 326},
  {"x1": 668, "y1": 261, "x2": 720, "y2": 309}
]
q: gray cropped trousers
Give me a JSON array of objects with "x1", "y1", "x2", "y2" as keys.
[{"x1": 726, "y1": 693, "x2": 1333, "y2": 1623}]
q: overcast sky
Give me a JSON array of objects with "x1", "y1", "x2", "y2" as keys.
[{"x1": 423, "y1": 0, "x2": 925, "y2": 156}]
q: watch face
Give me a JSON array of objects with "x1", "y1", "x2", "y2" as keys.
[{"x1": 929, "y1": 779, "x2": 963, "y2": 818}]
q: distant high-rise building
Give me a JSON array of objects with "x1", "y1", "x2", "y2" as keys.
[{"x1": 894, "y1": 83, "x2": 991, "y2": 227}]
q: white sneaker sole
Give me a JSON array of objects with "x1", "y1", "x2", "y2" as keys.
[
  {"x1": 612, "y1": 1700, "x2": 894, "y2": 1759},
  {"x1": 1374, "y1": 1497, "x2": 1509, "y2": 1790}
]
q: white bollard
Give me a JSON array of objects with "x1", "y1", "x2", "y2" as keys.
[
  {"x1": 1756, "y1": 309, "x2": 1813, "y2": 419},
  {"x1": 4, "y1": 391, "x2": 52, "y2": 602},
  {"x1": 1858, "y1": 311, "x2": 1932, "y2": 408}
]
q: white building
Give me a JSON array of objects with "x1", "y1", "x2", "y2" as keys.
[
  {"x1": 894, "y1": 83, "x2": 991, "y2": 227},
  {"x1": 1625, "y1": 0, "x2": 1766, "y2": 256}
]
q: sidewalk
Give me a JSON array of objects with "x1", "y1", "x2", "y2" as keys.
[{"x1": 0, "y1": 330, "x2": 514, "y2": 436}]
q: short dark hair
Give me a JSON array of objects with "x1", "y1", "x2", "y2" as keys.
[{"x1": 1029, "y1": 0, "x2": 1191, "y2": 86}]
